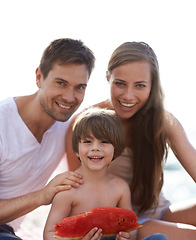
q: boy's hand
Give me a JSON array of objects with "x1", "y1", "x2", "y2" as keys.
[
  {"x1": 82, "y1": 228, "x2": 102, "y2": 240},
  {"x1": 40, "y1": 171, "x2": 83, "y2": 205},
  {"x1": 116, "y1": 231, "x2": 132, "y2": 240}
]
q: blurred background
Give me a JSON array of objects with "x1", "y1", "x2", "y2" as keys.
[{"x1": 0, "y1": 0, "x2": 195, "y2": 238}]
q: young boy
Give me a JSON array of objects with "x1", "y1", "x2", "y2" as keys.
[{"x1": 43, "y1": 108, "x2": 168, "y2": 240}]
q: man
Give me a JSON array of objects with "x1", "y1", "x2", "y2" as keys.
[{"x1": 0, "y1": 38, "x2": 95, "y2": 239}]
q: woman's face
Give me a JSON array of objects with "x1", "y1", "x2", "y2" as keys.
[{"x1": 108, "y1": 61, "x2": 152, "y2": 120}]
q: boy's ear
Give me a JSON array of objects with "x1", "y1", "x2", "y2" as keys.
[{"x1": 76, "y1": 153, "x2": 81, "y2": 161}]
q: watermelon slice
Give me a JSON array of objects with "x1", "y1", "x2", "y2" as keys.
[{"x1": 54, "y1": 207, "x2": 142, "y2": 240}]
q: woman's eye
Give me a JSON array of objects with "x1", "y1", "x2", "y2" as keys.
[{"x1": 136, "y1": 83, "x2": 146, "y2": 88}]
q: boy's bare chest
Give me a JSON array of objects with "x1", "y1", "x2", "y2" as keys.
[{"x1": 71, "y1": 183, "x2": 121, "y2": 215}]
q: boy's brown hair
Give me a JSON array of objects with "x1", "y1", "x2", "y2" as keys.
[{"x1": 72, "y1": 108, "x2": 125, "y2": 160}]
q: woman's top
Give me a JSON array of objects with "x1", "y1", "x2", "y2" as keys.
[{"x1": 107, "y1": 148, "x2": 170, "y2": 220}]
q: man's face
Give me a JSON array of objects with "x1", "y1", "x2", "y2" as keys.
[{"x1": 36, "y1": 63, "x2": 89, "y2": 122}]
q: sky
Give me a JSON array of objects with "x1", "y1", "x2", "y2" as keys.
[{"x1": 0, "y1": 0, "x2": 196, "y2": 137}]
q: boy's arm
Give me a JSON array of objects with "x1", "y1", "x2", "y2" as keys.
[
  {"x1": 43, "y1": 190, "x2": 73, "y2": 240},
  {"x1": 117, "y1": 179, "x2": 137, "y2": 240},
  {"x1": 43, "y1": 191, "x2": 103, "y2": 240},
  {"x1": 117, "y1": 178, "x2": 132, "y2": 210}
]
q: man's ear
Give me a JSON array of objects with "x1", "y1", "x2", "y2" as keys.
[{"x1": 36, "y1": 67, "x2": 43, "y2": 88}]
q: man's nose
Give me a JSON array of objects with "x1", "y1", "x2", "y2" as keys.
[{"x1": 62, "y1": 89, "x2": 75, "y2": 103}]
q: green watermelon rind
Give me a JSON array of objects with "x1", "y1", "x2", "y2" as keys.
[{"x1": 54, "y1": 225, "x2": 142, "y2": 240}]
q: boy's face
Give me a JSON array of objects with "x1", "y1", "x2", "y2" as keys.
[
  {"x1": 77, "y1": 135, "x2": 114, "y2": 171},
  {"x1": 36, "y1": 63, "x2": 89, "y2": 122}
]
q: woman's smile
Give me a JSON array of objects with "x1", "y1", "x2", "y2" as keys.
[{"x1": 108, "y1": 61, "x2": 151, "y2": 119}]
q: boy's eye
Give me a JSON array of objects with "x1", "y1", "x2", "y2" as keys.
[
  {"x1": 83, "y1": 140, "x2": 91, "y2": 143},
  {"x1": 101, "y1": 140, "x2": 109, "y2": 144}
]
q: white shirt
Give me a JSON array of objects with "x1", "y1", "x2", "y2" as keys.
[{"x1": 0, "y1": 97, "x2": 70, "y2": 230}]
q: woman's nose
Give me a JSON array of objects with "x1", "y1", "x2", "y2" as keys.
[{"x1": 123, "y1": 88, "x2": 134, "y2": 100}]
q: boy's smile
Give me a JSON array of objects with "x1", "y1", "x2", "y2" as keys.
[
  {"x1": 88, "y1": 156, "x2": 104, "y2": 162},
  {"x1": 78, "y1": 136, "x2": 114, "y2": 171}
]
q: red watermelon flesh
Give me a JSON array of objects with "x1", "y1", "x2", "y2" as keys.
[{"x1": 54, "y1": 207, "x2": 142, "y2": 239}]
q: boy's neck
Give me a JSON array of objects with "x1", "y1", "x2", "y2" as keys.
[{"x1": 76, "y1": 165, "x2": 108, "y2": 183}]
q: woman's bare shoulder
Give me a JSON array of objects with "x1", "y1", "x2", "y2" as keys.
[
  {"x1": 93, "y1": 99, "x2": 113, "y2": 110},
  {"x1": 165, "y1": 110, "x2": 180, "y2": 126},
  {"x1": 164, "y1": 110, "x2": 184, "y2": 135}
]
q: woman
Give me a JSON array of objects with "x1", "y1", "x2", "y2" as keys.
[{"x1": 66, "y1": 42, "x2": 196, "y2": 239}]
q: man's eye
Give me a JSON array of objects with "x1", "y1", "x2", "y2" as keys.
[
  {"x1": 57, "y1": 81, "x2": 65, "y2": 86},
  {"x1": 77, "y1": 85, "x2": 86, "y2": 91}
]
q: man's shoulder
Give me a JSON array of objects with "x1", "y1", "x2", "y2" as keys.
[
  {"x1": 0, "y1": 97, "x2": 16, "y2": 123},
  {"x1": 0, "y1": 97, "x2": 14, "y2": 110}
]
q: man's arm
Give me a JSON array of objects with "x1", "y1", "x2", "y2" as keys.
[
  {"x1": 0, "y1": 189, "x2": 44, "y2": 225},
  {"x1": 0, "y1": 171, "x2": 83, "y2": 225}
]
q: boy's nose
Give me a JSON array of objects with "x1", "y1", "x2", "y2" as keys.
[{"x1": 91, "y1": 143, "x2": 100, "y2": 151}]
